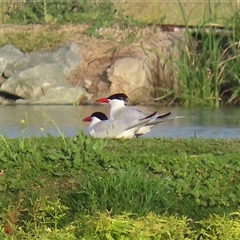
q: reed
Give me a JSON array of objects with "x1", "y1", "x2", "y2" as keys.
[{"x1": 177, "y1": 1, "x2": 240, "y2": 107}]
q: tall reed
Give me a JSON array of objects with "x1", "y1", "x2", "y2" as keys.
[{"x1": 178, "y1": 1, "x2": 240, "y2": 107}]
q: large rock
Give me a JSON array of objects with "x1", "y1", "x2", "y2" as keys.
[
  {"x1": 26, "y1": 42, "x2": 81, "y2": 78},
  {"x1": 108, "y1": 57, "x2": 152, "y2": 102},
  {"x1": 0, "y1": 43, "x2": 81, "y2": 79},
  {"x1": 1, "y1": 63, "x2": 66, "y2": 99},
  {"x1": 0, "y1": 45, "x2": 28, "y2": 78},
  {"x1": 0, "y1": 43, "x2": 90, "y2": 104},
  {"x1": 16, "y1": 86, "x2": 88, "y2": 105}
]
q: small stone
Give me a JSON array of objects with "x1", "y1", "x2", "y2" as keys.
[{"x1": 84, "y1": 79, "x2": 92, "y2": 89}]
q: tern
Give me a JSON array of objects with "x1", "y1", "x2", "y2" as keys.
[
  {"x1": 83, "y1": 111, "x2": 154, "y2": 138},
  {"x1": 96, "y1": 93, "x2": 176, "y2": 137}
]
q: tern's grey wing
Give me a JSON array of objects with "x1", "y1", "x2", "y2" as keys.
[
  {"x1": 91, "y1": 120, "x2": 129, "y2": 138},
  {"x1": 114, "y1": 107, "x2": 145, "y2": 120},
  {"x1": 125, "y1": 118, "x2": 151, "y2": 130}
]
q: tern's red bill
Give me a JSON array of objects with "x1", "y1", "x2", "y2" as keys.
[
  {"x1": 83, "y1": 116, "x2": 92, "y2": 122},
  {"x1": 96, "y1": 98, "x2": 109, "y2": 103}
]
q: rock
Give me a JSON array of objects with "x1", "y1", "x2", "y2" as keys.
[
  {"x1": 97, "y1": 81, "x2": 110, "y2": 98},
  {"x1": 0, "y1": 45, "x2": 28, "y2": 78},
  {"x1": 0, "y1": 76, "x2": 6, "y2": 86},
  {"x1": 0, "y1": 58, "x2": 7, "y2": 76},
  {"x1": 84, "y1": 79, "x2": 92, "y2": 89},
  {"x1": 1, "y1": 63, "x2": 66, "y2": 99},
  {"x1": 26, "y1": 42, "x2": 81, "y2": 78},
  {"x1": 107, "y1": 57, "x2": 152, "y2": 102},
  {"x1": 0, "y1": 43, "x2": 82, "y2": 79},
  {"x1": 52, "y1": 42, "x2": 81, "y2": 78},
  {"x1": 0, "y1": 96, "x2": 9, "y2": 105},
  {"x1": 0, "y1": 42, "x2": 89, "y2": 104},
  {"x1": 29, "y1": 86, "x2": 88, "y2": 105}
]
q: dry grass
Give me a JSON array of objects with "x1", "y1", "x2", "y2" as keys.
[{"x1": 117, "y1": 1, "x2": 237, "y2": 25}]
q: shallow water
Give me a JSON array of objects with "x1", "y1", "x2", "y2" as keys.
[{"x1": 0, "y1": 105, "x2": 240, "y2": 139}]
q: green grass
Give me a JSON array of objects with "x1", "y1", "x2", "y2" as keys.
[
  {"x1": 174, "y1": 2, "x2": 240, "y2": 107},
  {"x1": 0, "y1": 29, "x2": 72, "y2": 52},
  {"x1": 1, "y1": 1, "x2": 145, "y2": 36},
  {"x1": 1, "y1": 134, "x2": 240, "y2": 238}
]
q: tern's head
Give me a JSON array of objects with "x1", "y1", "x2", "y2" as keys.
[
  {"x1": 83, "y1": 112, "x2": 108, "y2": 122},
  {"x1": 96, "y1": 93, "x2": 129, "y2": 107}
]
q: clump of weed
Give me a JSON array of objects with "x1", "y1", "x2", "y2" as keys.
[
  {"x1": 177, "y1": 1, "x2": 240, "y2": 107},
  {"x1": 0, "y1": 26, "x2": 73, "y2": 52}
]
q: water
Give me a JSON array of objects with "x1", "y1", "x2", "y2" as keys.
[{"x1": 0, "y1": 105, "x2": 240, "y2": 139}]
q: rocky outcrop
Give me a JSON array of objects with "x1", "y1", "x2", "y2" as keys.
[
  {"x1": 108, "y1": 57, "x2": 153, "y2": 103},
  {"x1": 0, "y1": 43, "x2": 89, "y2": 104},
  {"x1": 0, "y1": 28, "x2": 186, "y2": 105}
]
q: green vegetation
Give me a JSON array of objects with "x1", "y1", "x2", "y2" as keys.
[
  {"x1": 2, "y1": 0, "x2": 144, "y2": 38},
  {"x1": 0, "y1": 134, "x2": 240, "y2": 238},
  {"x1": 3, "y1": 1, "x2": 118, "y2": 24},
  {"x1": 0, "y1": 29, "x2": 72, "y2": 52},
  {"x1": 176, "y1": 2, "x2": 240, "y2": 107}
]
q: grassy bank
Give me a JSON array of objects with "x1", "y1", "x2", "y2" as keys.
[{"x1": 1, "y1": 134, "x2": 240, "y2": 238}]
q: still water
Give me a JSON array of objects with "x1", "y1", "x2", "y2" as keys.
[{"x1": 0, "y1": 105, "x2": 240, "y2": 139}]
